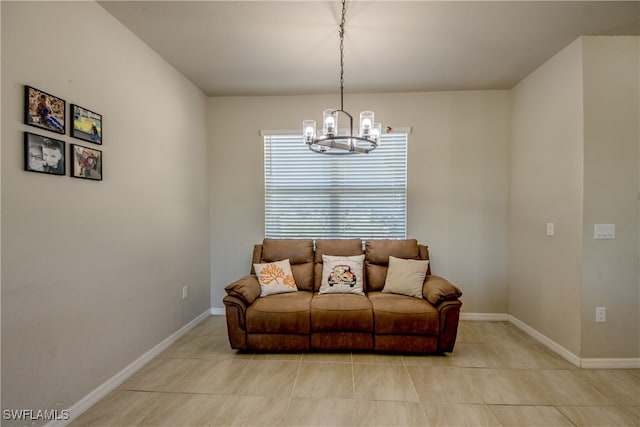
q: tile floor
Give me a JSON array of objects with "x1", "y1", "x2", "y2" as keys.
[{"x1": 71, "y1": 317, "x2": 640, "y2": 426}]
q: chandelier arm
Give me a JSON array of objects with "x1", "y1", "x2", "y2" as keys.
[
  {"x1": 308, "y1": 135, "x2": 378, "y2": 154},
  {"x1": 335, "y1": 109, "x2": 354, "y2": 137}
]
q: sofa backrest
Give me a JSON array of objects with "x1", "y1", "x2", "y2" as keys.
[
  {"x1": 251, "y1": 238, "x2": 431, "y2": 293},
  {"x1": 365, "y1": 239, "x2": 431, "y2": 292},
  {"x1": 253, "y1": 239, "x2": 315, "y2": 291},
  {"x1": 313, "y1": 239, "x2": 364, "y2": 292}
]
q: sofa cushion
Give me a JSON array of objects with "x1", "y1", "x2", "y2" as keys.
[
  {"x1": 262, "y1": 239, "x2": 314, "y2": 264},
  {"x1": 246, "y1": 291, "x2": 312, "y2": 334},
  {"x1": 311, "y1": 332, "x2": 373, "y2": 351},
  {"x1": 365, "y1": 264, "x2": 388, "y2": 293},
  {"x1": 319, "y1": 254, "x2": 365, "y2": 296},
  {"x1": 366, "y1": 239, "x2": 420, "y2": 264},
  {"x1": 315, "y1": 239, "x2": 363, "y2": 262},
  {"x1": 261, "y1": 239, "x2": 315, "y2": 291},
  {"x1": 254, "y1": 259, "x2": 298, "y2": 296},
  {"x1": 365, "y1": 239, "x2": 420, "y2": 291},
  {"x1": 368, "y1": 292, "x2": 439, "y2": 335},
  {"x1": 382, "y1": 256, "x2": 429, "y2": 298},
  {"x1": 310, "y1": 294, "x2": 373, "y2": 332},
  {"x1": 418, "y1": 244, "x2": 432, "y2": 276}
]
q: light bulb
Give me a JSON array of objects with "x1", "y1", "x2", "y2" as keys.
[
  {"x1": 323, "y1": 109, "x2": 337, "y2": 136},
  {"x1": 360, "y1": 111, "x2": 375, "y2": 137},
  {"x1": 302, "y1": 120, "x2": 316, "y2": 143}
]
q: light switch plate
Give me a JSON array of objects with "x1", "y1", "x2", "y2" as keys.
[
  {"x1": 546, "y1": 222, "x2": 554, "y2": 236},
  {"x1": 594, "y1": 224, "x2": 615, "y2": 240}
]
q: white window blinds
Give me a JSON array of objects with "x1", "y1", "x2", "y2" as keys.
[{"x1": 264, "y1": 133, "x2": 407, "y2": 239}]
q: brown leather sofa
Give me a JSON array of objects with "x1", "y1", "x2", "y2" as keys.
[{"x1": 223, "y1": 238, "x2": 463, "y2": 353}]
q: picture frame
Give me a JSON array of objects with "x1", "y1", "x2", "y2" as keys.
[
  {"x1": 70, "y1": 144, "x2": 102, "y2": 181},
  {"x1": 24, "y1": 132, "x2": 66, "y2": 176},
  {"x1": 24, "y1": 85, "x2": 66, "y2": 135},
  {"x1": 71, "y1": 104, "x2": 102, "y2": 145}
]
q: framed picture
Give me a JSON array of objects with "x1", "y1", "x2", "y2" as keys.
[
  {"x1": 71, "y1": 104, "x2": 102, "y2": 144},
  {"x1": 24, "y1": 132, "x2": 66, "y2": 175},
  {"x1": 70, "y1": 144, "x2": 102, "y2": 181},
  {"x1": 24, "y1": 85, "x2": 66, "y2": 134}
]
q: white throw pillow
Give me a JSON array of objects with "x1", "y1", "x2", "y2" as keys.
[
  {"x1": 382, "y1": 256, "x2": 430, "y2": 298},
  {"x1": 319, "y1": 254, "x2": 365, "y2": 296},
  {"x1": 253, "y1": 259, "x2": 298, "y2": 297}
]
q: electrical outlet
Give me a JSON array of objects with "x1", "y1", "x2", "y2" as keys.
[
  {"x1": 182, "y1": 285, "x2": 189, "y2": 300},
  {"x1": 595, "y1": 307, "x2": 606, "y2": 323}
]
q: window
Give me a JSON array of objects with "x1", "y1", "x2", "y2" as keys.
[{"x1": 263, "y1": 132, "x2": 408, "y2": 239}]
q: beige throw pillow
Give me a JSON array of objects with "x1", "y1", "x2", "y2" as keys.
[
  {"x1": 253, "y1": 259, "x2": 298, "y2": 297},
  {"x1": 382, "y1": 256, "x2": 430, "y2": 298},
  {"x1": 319, "y1": 254, "x2": 365, "y2": 296}
]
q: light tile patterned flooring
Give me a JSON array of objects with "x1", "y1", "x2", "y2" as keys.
[{"x1": 71, "y1": 317, "x2": 640, "y2": 426}]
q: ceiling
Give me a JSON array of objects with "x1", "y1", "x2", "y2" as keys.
[{"x1": 99, "y1": 1, "x2": 639, "y2": 97}]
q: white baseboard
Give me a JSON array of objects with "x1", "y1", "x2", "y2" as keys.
[
  {"x1": 507, "y1": 314, "x2": 582, "y2": 368},
  {"x1": 460, "y1": 312, "x2": 509, "y2": 321},
  {"x1": 461, "y1": 313, "x2": 637, "y2": 369},
  {"x1": 461, "y1": 312, "x2": 578, "y2": 365},
  {"x1": 581, "y1": 358, "x2": 640, "y2": 369},
  {"x1": 210, "y1": 307, "x2": 225, "y2": 315},
  {"x1": 46, "y1": 309, "x2": 211, "y2": 427}
]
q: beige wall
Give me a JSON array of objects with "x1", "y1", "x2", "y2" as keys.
[
  {"x1": 1, "y1": 1, "x2": 210, "y2": 418},
  {"x1": 509, "y1": 36, "x2": 640, "y2": 359},
  {"x1": 581, "y1": 36, "x2": 639, "y2": 358},
  {"x1": 509, "y1": 39, "x2": 584, "y2": 355},
  {"x1": 0, "y1": 1, "x2": 3, "y2": 410},
  {"x1": 209, "y1": 91, "x2": 510, "y2": 314}
]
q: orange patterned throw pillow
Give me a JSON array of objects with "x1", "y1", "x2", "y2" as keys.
[{"x1": 253, "y1": 259, "x2": 298, "y2": 297}]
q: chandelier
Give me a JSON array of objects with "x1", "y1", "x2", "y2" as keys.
[{"x1": 302, "y1": 0, "x2": 381, "y2": 154}]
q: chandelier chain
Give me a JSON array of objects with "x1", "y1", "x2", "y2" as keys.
[
  {"x1": 301, "y1": 0, "x2": 379, "y2": 154},
  {"x1": 339, "y1": 0, "x2": 346, "y2": 111}
]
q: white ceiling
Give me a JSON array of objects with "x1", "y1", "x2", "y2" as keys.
[{"x1": 99, "y1": 1, "x2": 639, "y2": 97}]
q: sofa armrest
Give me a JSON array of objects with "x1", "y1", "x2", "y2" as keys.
[
  {"x1": 223, "y1": 295, "x2": 249, "y2": 350},
  {"x1": 225, "y1": 274, "x2": 261, "y2": 305},
  {"x1": 423, "y1": 274, "x2": 462, "y2": 306},
  {"x1": 437, "y1": 299, "x2": 462, "y2": 353}
]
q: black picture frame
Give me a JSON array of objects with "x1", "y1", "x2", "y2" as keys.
[
  {"x1": 24, "y1": 132, "x2": 66, "y2": 176},
  {"x1": 24, "y1": 85, "x2": 66, "y2": 135},
  {"x1": 70, "y1": 144, "x2": 102, "y2": 181},
  {"x1": 71, "y1": 104, "x2": 102, "y2": 145}
]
